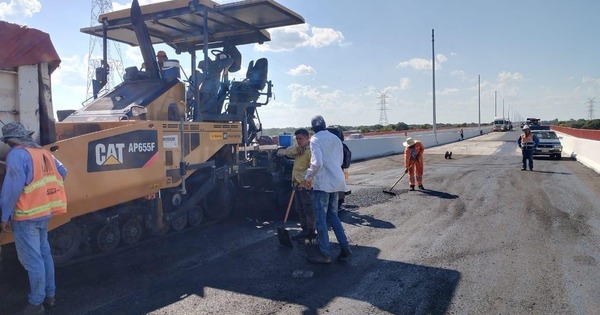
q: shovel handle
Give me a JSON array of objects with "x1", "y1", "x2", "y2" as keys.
[{"x1": 283, "y1": 189, "x2": 295, "y2": 223}]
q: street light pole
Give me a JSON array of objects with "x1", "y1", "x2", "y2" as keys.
[
  {"x1": 478, "y1": 75, "x2": 481, "y2": 133},
  {"x1": 432, "y1": 29, "x2": 438, "y2": 144}
]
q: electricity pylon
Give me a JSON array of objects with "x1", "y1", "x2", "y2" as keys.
[
  {"x1": 85, "y1": 0, "x2": 124, "y2": 104},
  {"x1": 586, "y1": 97, "x2": 595, "y2": 120},
  {"x1": 378, "y1": 91, "x2": 389, "y2": 125}
]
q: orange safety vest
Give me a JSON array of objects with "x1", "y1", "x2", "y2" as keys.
[
  {"x1": 521, "y1": 134, "x2": 535, "y2": 150},
  {"x1": 13, "y1": 147, "x2": 67, "y2": 221}
]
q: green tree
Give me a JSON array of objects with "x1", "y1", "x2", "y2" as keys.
[{"x1": 395, "y1": 122, "x2": 409, "y2": 131}]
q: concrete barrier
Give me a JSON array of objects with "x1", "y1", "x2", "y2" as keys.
[
  {"x1": 554, "y1": 131, "x2": 600, "y2": 174},
  {"x1": 345, "y1": 128, "x2": 600, "y2": 174},
  {"x1": 345, "y1": 128, "x2": 487, "y2": 161}
]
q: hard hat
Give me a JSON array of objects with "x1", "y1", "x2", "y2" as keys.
[{"x1": 522, "y1": 125, "x2": 530, "y2": 130}]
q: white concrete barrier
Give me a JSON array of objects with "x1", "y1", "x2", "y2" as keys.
[
  {"x1": 554, "y1": 132, "x2": 600, "y2": 174},
  {"x1": 345, "y1": 128, "x2": 487, "y2": 161},
  {"x1": 345, "y1": 128, "x2": 600, "y2": 174}
]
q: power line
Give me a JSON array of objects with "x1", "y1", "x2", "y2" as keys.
[{"x1": 377, "y1": 91, "x2": 389, "y2": 125}]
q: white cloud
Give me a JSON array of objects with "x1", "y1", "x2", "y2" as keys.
[
  {"x1": 255, "y1": 24, "x2": 345, "y2": 52},
  {"x1": 436, "y1": 54, "x2": 447, "y2": 64},
  {"x1": 0, "y1": 0, "x2": 41, "y2": 19},
  {"x1": 582, "y1": 76, "x2": 600, "y2": 87},
  {"x1": 112, "y1": 0, "x2": 165, "y2": 11},
  {"x1": 498, "y1": 71, "x2": 524, "y2": 82},
  {"x1": 287, "y1": 83, "x2": 343, "y2": 108},
  {"x1": 492, "y1": 71, "x2": 525, "y2": 97},
  {"x1": 398, "y1": 58, "x2": 430, "y2": 70},
  {"x1": 287, "y1": 64, "x2": 316, "y2": 76},
  {"x1": 52, "y1": 54, "x2": 88, "y2": 86},
  {"x1": 439, "y1": 88, "x2": 460, "y2": 95},
  {"x1": 397, "y1": 53, "x2": 447, "y2": 71},
  {"x1": 399, "y1": 77, "x2": 410, "y2": 90},
  {"x1": 308, "y1": 27, "x2": 345, "y2": 48},
  {"x1": 451, "y1": 70, "x2": 465, "y2": 76}
]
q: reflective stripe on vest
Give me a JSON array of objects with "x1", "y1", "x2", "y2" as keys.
[
  {"x1": 521, "y1": 134, "x2": 535, "y2": 150},
  {"x1": 13, "y1": 147, "x2": 67, "y2": 221}
]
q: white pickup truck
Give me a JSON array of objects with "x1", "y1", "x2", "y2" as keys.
[{"x1": 531, "y1": 129, "x2": 563, "y2": 160}]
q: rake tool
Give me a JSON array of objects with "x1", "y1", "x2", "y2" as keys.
[{"x1": 382, "y1": 165, "x2": 411, "y2": 196}]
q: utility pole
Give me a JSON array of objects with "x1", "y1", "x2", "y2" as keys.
[
  {"x1": 586, "y1": 97, "x2": 596, "y2": 120},
  {"x1": 432, "y1": 29, "x2": 438, "y2": 144},
  {"x1": 478, "y1": 75, "x2": 481, "y2": 133},
  {"x1": 377, "y1": 91, "x2": 389, "y2": 125},
  {"x1": 494, "y1": 91, "x2": 497, "y2": 117}
]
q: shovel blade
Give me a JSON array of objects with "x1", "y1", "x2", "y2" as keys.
[
  {"x1": 277, "y1": 227, "x2": 293, "y2": 247},
  {"x1": 382, "y1": 190, "x2": 397, "y2": 196}
]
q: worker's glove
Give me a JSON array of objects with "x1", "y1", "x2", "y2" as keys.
[{"x1": 404, "y1": 168, "x2": 409, "y2": 174}]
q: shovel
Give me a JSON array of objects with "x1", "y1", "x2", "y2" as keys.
[
  {"x1": 277, "y1": 189, "x2": 295, "y2": 247},
  {"x1": 382, "y1": 166, "x2": 410, "y2": 196}
]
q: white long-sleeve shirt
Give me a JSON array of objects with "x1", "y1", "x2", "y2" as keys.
[{"x1": 304, "y1": 130, "x2": 347, "y2": 193}]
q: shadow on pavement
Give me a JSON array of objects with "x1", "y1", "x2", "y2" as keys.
[
  {"x1": 1, "y1": 212, "x2": 459, "y2": 315},
  {"x1": 419, "y1": 189, "x2": 459, "y2": 199},
  {"x1": 338, "y1": 209, "x2": 395, "y2": 229},
  {"x1": 85, "y1": 244, "x2": 461, "y2": 315}
]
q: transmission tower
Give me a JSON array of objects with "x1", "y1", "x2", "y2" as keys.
[
  {"x1": 85, "y1": 0, "x2": 124, "y2": 103},
  {"x1": 586, "y1": 97, "x2": 595, "y2": 120},
  {"x1": 377, "y1": 91, "x2": 389, "y2": 125}
]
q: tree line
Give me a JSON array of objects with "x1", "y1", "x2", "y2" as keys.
[{"x1": 263, "y1": 122, "x2": 484, "y2": 137}]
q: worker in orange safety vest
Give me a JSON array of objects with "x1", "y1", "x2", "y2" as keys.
[
  {"x1": 403, "y1": 137, "x2": 425, "y2": 191},
  {"x1": 0, "y1": 122, "x2": 67, "y2": 314}
]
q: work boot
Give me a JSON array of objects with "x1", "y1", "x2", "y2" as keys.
[
  {"x1": 409, "y1": 185, "x2": 415, "y2": 191},
  {"x1": 19, "y1": 303, "x2": 44, "y2": 315},
  {"x1": 444, "y1": 151, "x2": 449, "y2": 159},
  {"x1": 418, "y1": 185, "x2": 425, "y2": 190},
  {"x1": 337, "y1": 247, "x2": 352, "y2": 262},
  {"x1": 448, "y1": 151, "x2": 453, "y2": 159},
  {"x1": 307, "y1": 253, "x2": 331, "y2": 264},
  {"x1": 521, "y1": 168, "x2": 526, "y2": 171},
  {"x1": 43, "y1": 296, "x2": 56, "y2": 309}
]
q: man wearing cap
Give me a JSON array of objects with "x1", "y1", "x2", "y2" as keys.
[
  {"x1": 156, "y1": 50, "x2": 168, "y2": 69},
  {"x1": 403, "y1": 137, "x2": 425, "y2": 190},
  {"x1": 0, "y1": 122, "x2": 67, "y2": 314},
  {"x1": 277, "y1": 128, "x2": 316, "y2": 243},
  {"x1": 304, "y1": 115, "x2": 351, "y2": 264},
  {"x1": 517, "y1": 125, "x2": 539, "y2": 171}
]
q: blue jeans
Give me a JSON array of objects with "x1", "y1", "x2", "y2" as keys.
[
  {"x1": 522, "y1": 149, "x2": 534, "y2": 169},
  {"x1": 312, "y1": 190, "x2": 349, "y2": 256},
  {"x1": 12, "y1": 217, "x2": 55, "y2": 305}
]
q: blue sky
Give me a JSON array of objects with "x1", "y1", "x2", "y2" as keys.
[{"x1": 2, "y1": 0, "x2": 599, "y2": 128}]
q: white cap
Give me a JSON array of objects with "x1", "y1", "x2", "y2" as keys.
[{"x1": 522, "y1": 125, "x2": 530, "y2": 130}]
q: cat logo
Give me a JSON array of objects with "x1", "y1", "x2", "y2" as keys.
[
  {"x1": 87, "y1": 130, "x2": 158, "y2": 173},
  {"x1": 95, "y1": 143, "x2": 125, "y2": 165}
]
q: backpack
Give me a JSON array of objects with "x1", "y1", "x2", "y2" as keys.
[{"x1": 342, "y1": 143, "x2": 352, "y2": 169}]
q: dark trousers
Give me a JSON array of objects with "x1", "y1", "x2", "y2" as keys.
[
  {"x1": 522, "y1": 149, "x2": 534, "y2": 170},
  {"x1": 294, "y1": 188, "x2": 316, "y2": 231}
]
